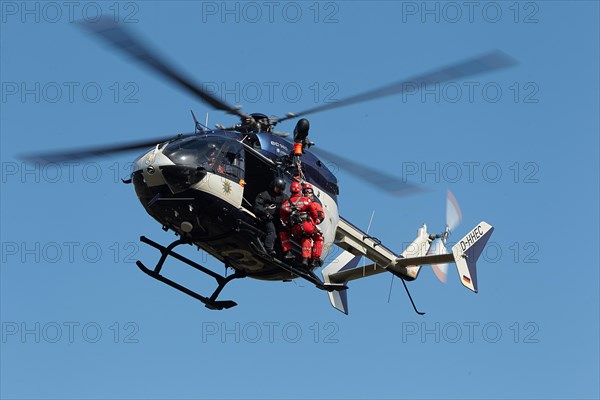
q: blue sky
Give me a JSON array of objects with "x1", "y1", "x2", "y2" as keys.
[{"x1": 1, "y1": 1, "x2": 598, "y2": 399}]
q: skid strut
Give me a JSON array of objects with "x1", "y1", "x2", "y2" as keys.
[
  {"x1": 136, "y1": 236, "x2": 245, "y2": 310},
  {"x1": 248, "y1": 241, "x2": 347, "y2": 293},
  {"x1": 390, "y1": 271, "x2": 425, "y2": 315}
]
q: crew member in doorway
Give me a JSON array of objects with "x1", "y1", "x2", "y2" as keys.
[{"x1": 254, "y1": 178, "x2": 287, "y2": 256}]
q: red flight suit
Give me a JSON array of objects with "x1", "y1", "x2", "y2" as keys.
[
  {"x1": 306, "y1": 199, "x2": 325, "y2": 262},
  {"x1": 279, "y1": 193, "x2": 325, "y2": 262}
]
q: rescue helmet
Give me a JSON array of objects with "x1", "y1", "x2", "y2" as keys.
[
  {"x1": 302, "y1": 183, "x2": 314, "y2": 196},
  {"x1": 290, "y1": 181, "x2": 302, "y2": 193}
]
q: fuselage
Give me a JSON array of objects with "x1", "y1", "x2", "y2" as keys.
[{"x1": 130, "y1": 130, "x2": 340, "y2": 281}]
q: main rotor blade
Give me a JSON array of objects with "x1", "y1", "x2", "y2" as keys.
[
  {"x1": 277, "y1": 51, "x2": 516, "y2": 123},
  {"x1": 78, "y1": 18, "x2": 245, "y2": 118},
  {"x1": 21, "y1": 134, "x2": 193, "y2": 165},
  {"x1": 308, "y1": 146, "x2": 424, "y2": 196}
]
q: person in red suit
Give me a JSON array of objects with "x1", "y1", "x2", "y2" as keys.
[
  {"x1": 279, "y1": 181, "x2": 320, "y2": 268},
  {"x1": 302, "y1": 183, "x2": 325, "y2": 268}
]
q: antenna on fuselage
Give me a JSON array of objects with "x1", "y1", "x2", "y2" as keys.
[{"x1": 190, "y1": 110, "x2": 205, "y2": 133}]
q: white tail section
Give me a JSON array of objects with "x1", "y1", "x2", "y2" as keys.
[
  {"x1": 327, "y1": 214, "x2": 494, "y2": 313},
  {"x1": 451, "y1": 221, "x2": 494, "y2": 292},
  {"x1": 400, "y1": 224, "x2": 432, "y2": 279}
]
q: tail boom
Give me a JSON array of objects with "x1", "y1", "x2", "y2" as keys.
[{"x1": 323, "y1": 219, "x2": 494, "y2": 314}]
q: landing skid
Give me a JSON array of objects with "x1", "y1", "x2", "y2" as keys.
[
  {"x1": 238, "y1": 219, "x2": 347, "y2": 293},
  {"x1": 136, "y1": 236, "x2": 245, "y2": 310},
  {"x1": 249, "y1": 241, "x2": 348, "y2": 293}
]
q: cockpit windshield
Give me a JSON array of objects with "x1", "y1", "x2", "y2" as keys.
[{"x1": 163, "y1": 137, "x2": 244, "y2": 180}]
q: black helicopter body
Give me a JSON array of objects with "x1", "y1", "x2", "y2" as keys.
[
  {"x1": 26, "y1": 18, "x2": 511, "y2": 312},
  {"x1": 130, "y1": 129, "x2": 340, "y2": 282}
]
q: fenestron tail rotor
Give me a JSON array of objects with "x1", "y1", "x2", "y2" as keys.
[{"x1": 428, "y1": 190, "x2": 462, "y2": 283}]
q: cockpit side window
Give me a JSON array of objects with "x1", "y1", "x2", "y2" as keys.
[
  {"x1": 162, "y1": 137, "x2": 245, "y2": 181},
  {"x1": 215, "y1": 142, "x2": 244, "y2": 180}
]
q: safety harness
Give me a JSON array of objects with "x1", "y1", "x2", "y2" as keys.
[{"x1": 287, "y1": 197, "x2": 310, "y2": 234}]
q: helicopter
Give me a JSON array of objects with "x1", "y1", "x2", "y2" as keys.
[{"x1": 26, "y1": 19, "x2": 512, "y2": 314}]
